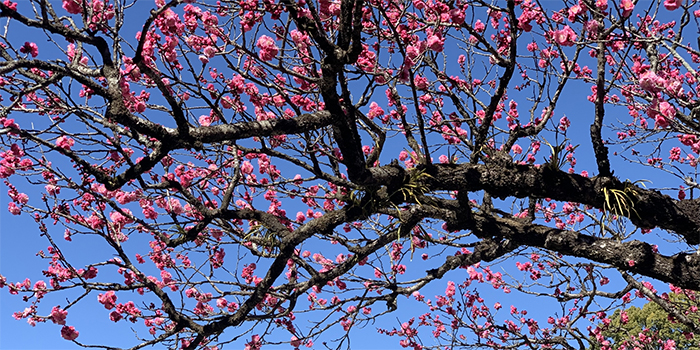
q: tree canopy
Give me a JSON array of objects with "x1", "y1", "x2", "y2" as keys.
[
  {"x1": 1, "y1": 0, "x2": 700, "y2": 349},
  {"x1": 590, "y1": 289, "x2": 700, "y2": 350}
]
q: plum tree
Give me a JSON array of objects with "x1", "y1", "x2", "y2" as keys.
[{"x1": 1, "y1": 0, "x2": 700, "y2": 349}]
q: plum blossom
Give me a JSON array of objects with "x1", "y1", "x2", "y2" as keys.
[
  {"x1": 559, "y1": 116, "x2": 571, "y2": 131},
  {"x1": 98, "y1": 291, "x2": 117, "y2": 309},
  {"x1": 216, "y1": 298, "x2": 228, "y2": 308},
  {"x1": 473, "y1": 20, "x2": 486, "y2": 33},
  {"x1": 198, "y1": 114, "x2": 212, "y2": 126},
  {"x1": 620, "y1": 0, "x2": 634, "y2": 17},
  {"x1": 109, "y1": 311, "x2": 122, "y2": 322},
  {"x1": 19, "y1": 42, "x2": 39, "y2": 58},
  {"x1": 568, "y1": 2, "x2": 587, "y2": 21},
  {"x1": 241, "y1": 161, "x2": 254, "y2": 175},
  {"x1": 56, "y1": 136, "x2": 75, "y2": 150},
  {"x1": 449, "y1": 8, "x2": 465, "y2": 24},
  {"x1": 256, "y1": 35, "x2": 279, "y2": 62},
  {"x1": 62, "y1": 0, "x2": 82, "y2": 14},
  {"x1": 664, "y1": 0, "x2": 682, "y2": 11},
  {"x1": 659, "y1": 101, "x2": 676, "y2": 119},
  {"x1": 60, "y1": 325, "x2": 79, "y2": 340},
  {"x1": 8, "y1": 202, "x2": 20, "y2": 215},
  {"x1": 639, "y1": 71, "x2": 666, "y2": 93},
  {"x1": 426, "y1": 34, "x2": 444, "y2": 52},
  {"x1": 49, "y1": 306, "x2": 67, "y2": 325},
  {"x1": 552, "y1": 26, "x2": 577, "y2": 46},
  {"x1": 245, "y1": 334, "x2": 262, "y2": 350},
  {"x1": 511, "y1": 144, "x2": 523, "y2": 155}
]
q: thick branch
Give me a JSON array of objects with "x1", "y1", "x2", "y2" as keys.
[
  {"x1": 188, "y1": 110, "x2": 334, "y2": 144},
  {"x1": 464, "y1": 213, "x2": 700, "y2": 290},
  {"x1": 591, "y1": 39, "x2": 612, "y2": 177},
  {"x1": 427, "y1": 163, "x2": 700, "y2": 244}
]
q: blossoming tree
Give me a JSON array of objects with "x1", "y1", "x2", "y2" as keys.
[{"x1": 1, "y1": 0, "x2": 700, "y2": 349}]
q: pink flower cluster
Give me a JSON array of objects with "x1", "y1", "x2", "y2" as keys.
[
  {"x1": 62, "y1": 0, "x2": 82, "y2": 14},
  {"x1": 61, "y1": 325, "x2": 79, "y2": 340},
  {"x1": 19, "y1": 42, "x2": 38, "y2": 57},
  {"x1": 664, "y1": 0, "x2": 681, "y2": 11},
  {"x1": 49, "y1": 306, "x2": 68, "y2": 325},
  {"x1": 0, "y1": 142, "x2": 32, "y2": 178},
  {"x1": 98, "y1": 290, "x2": 117, "y2": 309},
  {"x1": 639, "y1": 71, "x2": 666, "y2": 93},
  {"x1": 55, "y1": 136, "x2": 74, "y2": 150},
  {"x1": 256, "y1": 35, "x2": 279, "y2": 62},
  {"x1": 552, "y1": 26, "x2": 577, "y2": 47}
]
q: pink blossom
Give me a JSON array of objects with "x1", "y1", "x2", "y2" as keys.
[
  {"x1": 98, "y1": 291, "x2": 117, "y2": 309},
  {"x1": 427, "y1": 34, "x2": 444, "y2": 52},
  {"x1": 568, "y1": 3, "x2": 587, "y2": 21},
  {"x1": 62, "y1": 0, "x2": 82, "y2": 14},
  {"x1": 449, "y1": 8, "x2": 465, "y2": 24},
  {"x1": 164, "y1": 198, "x2": 183, "y2": 215},
  {"x1": 109, "y1": 311, "x2": 122, "y2": 322},
  {"x1": 19, "y1": 42, "x2": 39, "y2": 58},
  {"x1": 559, "y1": 116, "x2": 571, "y2": 131},
  {"x1": 256, "y1": 35, "x2": 279, "y2": 62},
  {"x1": 664, "y1": 0, "x2": 682, "y2": 11},
  {"x1": 367, "y1": 102, "x2": 384, "y2": 119},
  {"x1": 56, "y1": 136, "x2": 75, "y2": 150},
  {"x1": 60, "y1": 325, "x2": 79, "y2": 340},
  {"x1": 639, "y1": 71, "x2": 665, "y2": 93},
  {"x1": 45, "y1": 184, "x2": 61, "y2": 195},
  {"x1": 659, "y1": 101, "x2": 676, "y2": 119},
  {"x1": 82, "y1": 266, "x2": 98, "y2": 279},
  {"x1": 216, "y1": 298, "x2": 228, "y2": 308},
  {"x1": 202, "y1": 45, "x2": 217, "y2": 58},
  {"x1": 8, "y1": 202, "x2": 20, "y2": 215},
  {"x1": 49, "y1": 306, "x2": 67, "y2": 325},
  {"x1": 2, "y1": 1, "x2": 17, "y2": 11},
  {"x1": 291, "y1": 336, "x2": 302, "y2": 348},
  {"x1": 527, "y1": 42, "x2": 538, "y2": 52},
  {"x1": 241, "y1": 161, "x2": 254, "y2": 175},
  {"x1": 445, "y1": 281, "x2": 456, "y2": 297},
  {"x1": 199, "y1": 115, "x2": 212, "y2": 126},
  {"x1": 620, "y1": 0, "x2": 634, "y2": 17},
  {"x1": 414, "y1": 74, "x2": 429, "y2": 90},
  {"x1": 245, "y1": 334, "x2": 262, "y2": 350},
  {"x1": 473, "y1": 20, "x2": 486, "y2": 33},
  {"x1": 86, "y1": 213, "x2": 104, "y2": 229},
  {"x1": 110, "y1": 209, "x2": 134, "y2": 226},
  {"x1": 552, "y1": 26, "x2": 577, "y2": 47},
  {"x1": 34, "y1": 280, "x2": 46, "y2": 291}
]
